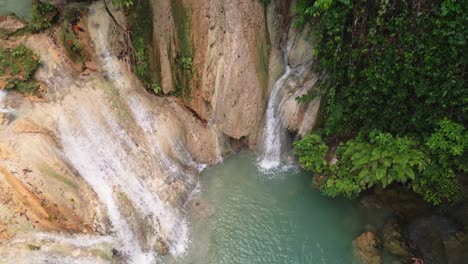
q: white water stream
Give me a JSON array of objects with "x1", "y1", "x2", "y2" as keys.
[
  {"x1": 257, "y1": 63, "x2": 291, "y2": 172},
  {"x1": 56, "y1": 4, "x2": 201, "y2": 262},
  {"x1": 258, "y1": 40, "x2": 314, "y2": 173},
  {"x1": 59, "y1": 106, "x2": 157, "y2": 263},
  {"x1": 257, "y1": 42, "x2": 297, "y2": 172}
]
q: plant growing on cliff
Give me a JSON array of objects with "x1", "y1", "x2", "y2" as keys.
[
  {"x1": 151, "y1": 83, "x2": 162, "y2": 95},
  {"x1": 0, "y1": 45, "x2": 41, "y2": 94},
  {"x1": 30, "y1": 0, "x2": 58, "y2": 32},
  {"x1": 132, "y1": 37, "x2": 149, "y2": 79},
  {"x1": 295, "y1": 0, "x2": 467, "y2": 135},
  {"x1": 181, "y1": 56, "x2": 193, "y2": 71},
  {"x1": 111, "y1": 0, "x2": 134, "y2": 9},
  {"x1": 124, "y1": 0, "x2": 164, "y2": 96},
  {"x1": 293, "y1": 0, "x2": 467, "y2": 205}
]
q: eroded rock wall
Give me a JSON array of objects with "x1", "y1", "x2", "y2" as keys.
[
  {"x1": 149, "y1": 0, "x2": 268, "y2": 144},
  {"x1": 148, "y1": 0, "x2": 320, "y2": 148}
]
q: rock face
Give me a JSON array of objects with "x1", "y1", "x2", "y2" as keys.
[
  {"x1": 149, "y1": 0, "x2": 268, "y2": 144},
  {"x1": 353, "y1": 231, "x2": 383, "y2": 264},
  {"x1": 147, "y1": 0, "x2": 321, "y2": 147},
  {"x1": 407, "y1": 216, "x2": 456, "y2": 264}
]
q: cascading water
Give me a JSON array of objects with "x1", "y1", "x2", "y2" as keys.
[
  {"x1": 258, "y1": 40, "x2": 313, "y2": 173},
  {"x1": 56, "y1": 3, "x2": 202, "y2": 262},
  {"x1": 257, "y1": 45, "x2": 293, "y2": 172},
  {"x1": 59, "y1": 105, "x2": 157, "y2": 263}
]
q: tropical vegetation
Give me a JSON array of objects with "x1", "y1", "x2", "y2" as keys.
[{"x1": 294, "y1": 0, "x2": 467, "y2": 205}]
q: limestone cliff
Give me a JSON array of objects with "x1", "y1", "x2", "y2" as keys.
[{"x1": 144, "y1": 0, "x2": 320, "y2": 148}]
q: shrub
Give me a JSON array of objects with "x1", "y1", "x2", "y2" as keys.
[
  {"x1": 0, "y1": 45, "x2": 41, "y2": 94},
  {"x1": 30, "y1": 0, "x2": 58, "y2": 32},
  {"x1": 295, "y1": 121, "x2": 466, "y2": 205}
]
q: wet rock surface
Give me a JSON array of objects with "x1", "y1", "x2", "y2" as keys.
[
  {"x1": 382, "y1": 218, "x2": 413, "y2": 259},
  {"x1": 353, "y1": 231, "x2": 383, "y2": 264},
  {"x1": 362, "y1": 186, "x2": 468, "y2": 264}
]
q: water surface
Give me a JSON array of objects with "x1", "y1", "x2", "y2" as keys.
[
  {"x1": 169, "y1": 152, "x2": 374, "y2": 264},
  {"x1": 0, "y1": 0, "x2": 32, "y2": 19}
]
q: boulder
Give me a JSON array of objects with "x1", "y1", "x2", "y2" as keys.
[
  {"x1": 0, "y1": 15, "x2": 26, "y2": 34},
  {"x1": 382, "y1": 218, "x2": 413, "y2": 258},
  {"x1": 353, "y1": 231, "x2": 383, "y2": 264},
  {"x1": 408, "y1": 216, "x2": 454, "y2": 264}
]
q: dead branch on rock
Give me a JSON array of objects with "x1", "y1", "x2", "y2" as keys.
[{"x1": 103, "y1": 0, "x2": 137, "y2": 62}]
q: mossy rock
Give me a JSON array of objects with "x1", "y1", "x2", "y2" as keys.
[
  {"x1": 382, "y1": 218, "x2": 413, "y2": 258},
  {"x1": 0, "y1": 44, "x2": 41, "y2": 94},
  {"x1": 30, "y1": 0, "x2": 58, "y2": 33}
]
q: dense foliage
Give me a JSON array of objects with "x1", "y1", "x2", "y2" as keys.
[
  {"x1": 294, "y1": 0, "x2": 467, "y2": 204},
  {"x1": 125, "y1": 0, "x2": 163, "y2": 95},
  {"x1": 295, "y1": 120, "x2": 466, "y2": 205}
]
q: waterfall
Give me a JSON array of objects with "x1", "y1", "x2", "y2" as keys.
[
  {"x1": 59, "y1": 105, "x2": 157, "y2": 263},
  {"x1": 55, "y1": 3, "x2": 202, "y2": 262},
  {"x1": 257, "y1": 45, "x2": 293, "y2": 172},
  {"x1": 257, "y1": 66, "x2": 291, "y2": 172},
  {"x1": 257, "y1": 40, "x2": 314, "y2": 173}
]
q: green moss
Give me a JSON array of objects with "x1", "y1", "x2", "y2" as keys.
[
  {"x1": 90, "y1": 249, "x2": 113, "y2": 261},
  {"x1": 255, "y1": 35, "x2": 270, "y2": 93},
  {"x1": 170, "y1": 0, "x2": 193, "y2": 98},
  {"x1": 30, "y1": 0, "x2": 58, "y2": 33},
  {"x1": 128, "y1": 0, "x2": 161, "y2": 93},
  {"x1": 38, "y1": 164, "x2": 77, "y2": 190},
  {"x1": 171, "y1": 0, "x2": 192, "y2": 58},
  {"x1": 0, "y1": 44, "x2": 41, "y2": 94},
  {"x1": 27, "y1": 244, "x2": 41, "y2": 250},
  {"x1": 60, "y1": 5, "x2": 88, "y2": 63}
]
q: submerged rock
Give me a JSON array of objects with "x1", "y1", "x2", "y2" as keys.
[
  {"x1": 353, "y1": 231, "x2": 383, "y2": 264},
  {"x1": 444, "y1": 231, "x2": 468, "y2": 264},
  {"x1": 408, "y1": 215, "x2": 455, "y2": 264},
  {"x1": 382, "y1": 218, "x2": 413, "y2": 259}
]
